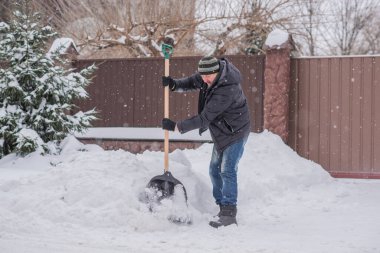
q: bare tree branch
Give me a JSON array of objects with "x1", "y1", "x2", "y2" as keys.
[{"x1": 321, "y1": 0, "x2": 379, "y2": 55}]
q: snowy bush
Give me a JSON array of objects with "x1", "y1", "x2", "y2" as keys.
[
  {"x1": 15, "y1": 128, "x2": 46, "y2": 156},
  {"x1": 0, "y1": 4, "x2": 96, "y2": 158}
]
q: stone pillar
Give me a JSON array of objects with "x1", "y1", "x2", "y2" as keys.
[{"x1": 263, "y1": 29, "x2": 295, "y2": 143}]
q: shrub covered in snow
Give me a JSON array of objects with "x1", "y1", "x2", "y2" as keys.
[
  {"x1": 15, "y1": 128, "x2": 45, "y2": 156},
  {"x1": 0, "y1": 4, "x2": 96, "y2": 158}
]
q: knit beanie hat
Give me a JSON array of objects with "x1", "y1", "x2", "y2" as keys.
[{"x1": 198, "y1": 56, "x2": 220, "y2": 75}]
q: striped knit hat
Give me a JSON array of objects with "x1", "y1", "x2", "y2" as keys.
[{"x1": 198, "y1": 56, "x2": 220, "y2": 75}]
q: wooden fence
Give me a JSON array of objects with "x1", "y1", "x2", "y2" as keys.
[
  {"x1": 73, "y1": 54, "x2": 380, "y2": 178},
  {"x1": 289, "y1": 56, "x2": 380, "y2": 178},
  {"x1": 73, "y1": 55, "x2": 265, "y2": 132}
]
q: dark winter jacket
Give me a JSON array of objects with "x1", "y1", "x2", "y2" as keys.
[{"x1": 174, "y1": 58, "x2": 251, "y2": 152}]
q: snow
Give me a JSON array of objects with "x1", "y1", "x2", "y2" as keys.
[
  {"x1": 8, "y1": 78, "x2": 19, "y2": 87},
  {"x1": 75, "y1": 127, "x2": 212, "y2": 142},
  {"x1": 0, "y1": 130, "x2": 379, "y2": 253},
  {"x1": 109, "y1": 24, "x2": 125, "y2": 33},
  {"x1": 129, "y1": 34, "x2": 148, "y2": 43},
  {"x1": 15, "y1": 128, "x2": 45, "y2": 154},
  {"x1": 151, "y1": 40, "x2": 161, "y2": 54},
  {"x1": 264, "y1": 29, "x2": 289, "y2": 48},
  {"x1": 137, "y1": 44, "x2": 151, "y2": 57},
  {"x1": 47, "y1": 38, "x2": 78, "y2": 57},
  {"x1": 0, "y1": 22, "x2": 9, "y2": 30},
  {"x1": 117, "y1": 36, "x2": 126, "y2": 44}
]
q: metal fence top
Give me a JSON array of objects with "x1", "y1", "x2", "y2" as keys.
[{"x1": 292, "y1": 54, "x2": 380, "y2": 59}]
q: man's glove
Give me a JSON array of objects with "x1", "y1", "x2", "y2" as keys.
[
  {"x1": 162, "y1": 118, "x2": 176, "y2": 131},
  {"x1": 162, "y1": 76, "x2": 176, "y2": 91}
]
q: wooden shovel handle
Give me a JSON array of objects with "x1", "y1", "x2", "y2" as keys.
[{"x1": 164, "y1": 59, "x2": 169, "y2": 172}]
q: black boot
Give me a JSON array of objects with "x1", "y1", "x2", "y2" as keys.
[
  {"x1": 213, "y1": 204, "x2": 222, "y2": 218},
  {"x1": 209, "y1": 205, "x2": 237, "y2": 228}
]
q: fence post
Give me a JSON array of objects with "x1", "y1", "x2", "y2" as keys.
[{"x1": 263, "y1": 29, "x2": 295, "y2": 143}]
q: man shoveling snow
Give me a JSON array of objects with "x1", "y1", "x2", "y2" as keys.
[{"x1": 161, "y1": 56, "x2": 251, "y2": 228}]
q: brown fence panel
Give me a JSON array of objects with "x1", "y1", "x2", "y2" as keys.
[
  {"x1": 289, "y1": 56, "x2": 380, "y2": 178},
  {"x1": 375, "y1": 59, "x2": 380, "y2": 175},
  {"x1": 73, "y1": 55, "x2": 264, "y2": 132}
]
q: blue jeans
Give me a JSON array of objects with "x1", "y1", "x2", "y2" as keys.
[{"x1": 209, "y1": 137, "x2": 247, "y2": 206}]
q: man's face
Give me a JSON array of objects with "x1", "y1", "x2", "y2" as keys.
[{"x1": 201, "y1": 73, "x2": 218, "y2": 86}]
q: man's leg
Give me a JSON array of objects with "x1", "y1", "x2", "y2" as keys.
[
  {"x1": 220, "y1": 138, "x2": 246, "y2": 206},
  {"x1": 209, "y1": 138, "x2": 247, "y2": 228},
  {"x1": 209, "y1": 145, "x2": 223, "y2": 205}
]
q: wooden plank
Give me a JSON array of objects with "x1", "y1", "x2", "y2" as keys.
[
  {"x1": 340, "y1": 58, "x2": 351, "y2": 172},
  {"x1": 362, "y1": 57, "x2": 373, "y2": 172},
  {"x1": 157, "y1": 59, "x2": 165, "y2": 127},
  {"x1": 111, "y1": 61, "x2": 123, "y2": 126},
  {"x1": 319, "y1": 58, "x2": 330, "y2": 171},
  {"x1": 297, "y1": 59, "x2": 310, "y2": 159},
  {"x1": 98, "y1": 61, "x2": 120, "y2": 127},
  {"x1": 184, "y1": 57, "x2": 198, "y2": 120},
  {"x1": 288, "y1": 59, "x2": 299, "y2": 149},
  {"x1": 374, "y1": 57, "x2": 380, "y2": 173},
  {"x1": 122, "y1": 59, "x2": 136, "y2": 127},
  {"x1": 134, "y1": 60, "x2": 145, "y2": 126},
  {"x1": 351, "y1": 57, "x2": 362, "y2": 171},
  {"x1": 142, "y1": 60, "x2": 153, "y2": 127},
  {"x1": 104, "y1": 62, "x2": 114, "y2": 126},
  {"x1": 253, "y1": 56, "x2": 265, "y2": 132},
  {"x1": 239, "y1": 56, "x2": 252, "y2": 129},
  {"x1": 329, "y1": 58, "x2": 342, "y2": 172},
  {"x1": 243, "y1": 55, "x2": 263, "y2": 132},
  {"x1": 170, "y1": 57, "x2": 198, "y2": 123},
  {"x1": 308, "y1": 59, "x2": 321, "y2": 163},
  {"x1": 151, "y1": 59, "x2": 161, "y2": 127}
]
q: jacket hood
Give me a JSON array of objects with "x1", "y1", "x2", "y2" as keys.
[{"x1": 214, "y1": 58, "x2": 242, "y2": 88}]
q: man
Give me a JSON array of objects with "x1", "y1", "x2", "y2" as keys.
[{"x1": 161, "y1": 56, "x2": 251, "y2": 228}]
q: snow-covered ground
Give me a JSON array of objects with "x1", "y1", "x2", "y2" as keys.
[{"x1": 0, "y1": 131, "x2": 379, "y2": 253}]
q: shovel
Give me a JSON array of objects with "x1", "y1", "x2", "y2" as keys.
[{"x1": 146, "y1": 37, "x2": 188, "y2": 203}]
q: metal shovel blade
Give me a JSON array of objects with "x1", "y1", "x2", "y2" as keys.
[{"x1": 146, "y1": 171, "x2": 188, "y2": 202}]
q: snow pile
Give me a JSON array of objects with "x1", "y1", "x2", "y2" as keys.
[
  {"x1": 47, "y1": 38, "x2": 78, "y2": 57},
  {"x1": 0, "y1": 131, "x2": 379, "y2": 253},
  {"x1": 264, "y1": 29, "x2": 289, "y2": 48},
  {"x1": 76, "y1": 127, "x2": 212, "y2": 141}
]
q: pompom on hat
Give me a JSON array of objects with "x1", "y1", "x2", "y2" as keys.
[{"x1": 198, "y1": 56, "x2": 220, "y2": 75}]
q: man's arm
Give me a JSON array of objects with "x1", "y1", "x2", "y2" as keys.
[
  {"x1": 172, "y1": 73, "x2": 203, "y2": 92},
  {"x1": 176, "y1": 85, "x2": 235, "y2": 133}
]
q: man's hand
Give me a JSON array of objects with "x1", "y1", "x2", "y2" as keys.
[
  {"x1": 162, "y1": 76, "x2": 176, "y2": 91},
  {"x1": 162, "y1": 118, "x2": 176, "y2": 131}
]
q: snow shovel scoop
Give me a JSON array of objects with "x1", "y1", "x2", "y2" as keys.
[{"x1": 144, "y1": 38, "x2": 191, "y2": 224}]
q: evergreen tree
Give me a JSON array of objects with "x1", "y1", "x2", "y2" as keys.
[
  {"x1": 244, "y1": 30, "x2": 266, "y2": 55},
  {"x1": 0, "y1": 2, "x2": 96, "y2": 157}
]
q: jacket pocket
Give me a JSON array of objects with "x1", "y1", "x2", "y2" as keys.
[{"x1": 223, "y1": 119, "x2": 234, "y2": 133}]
